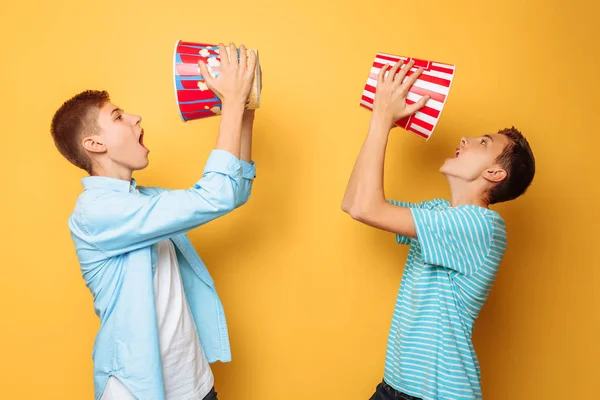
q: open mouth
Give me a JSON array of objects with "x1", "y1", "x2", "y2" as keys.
[
  {"x1": 139, "y1": 129, "x2": 149, "y2": 151},
  {"x1": 455, "y1": 148, "x2": 460, "y2": 158}
]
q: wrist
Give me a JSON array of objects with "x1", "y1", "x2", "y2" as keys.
[
  {"x1": 372, "y1": 108, "x2": 394, "y2": 124},
  {"x1": 222, "y1": 99, "x2": 246, "y2": 112},
  {"x1": 370, "y1": 112, "x2": 395, "y2": 133}
]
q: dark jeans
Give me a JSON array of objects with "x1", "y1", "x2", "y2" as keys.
[
  {"x1": 203, "y1": 387, "x2": 218, "y2": 400},
  {"x1": 369, "y1": 380, "x2": 422, "y2": 400}
]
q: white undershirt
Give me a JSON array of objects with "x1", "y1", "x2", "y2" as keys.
[{"x1": 101, "y1": 240, "x2": 214, "y2": 399}]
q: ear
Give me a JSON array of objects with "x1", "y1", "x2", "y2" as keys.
[
  {"x1": 82, "y1": 136, "x2": 107, "y2": 154},
  {"x1": 483, "y1": 166, "x2": 507, "y2": 183}
]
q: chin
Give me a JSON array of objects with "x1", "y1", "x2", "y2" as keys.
[
  {"x1": 439, "y1": 159, "x2": 453, "y2": 175},
  {"x1": 133, "y1": 159, "x2": 150, "y2": 171},
  {"x1": 440, "y1": 164, "x2": 466, "y2": 180}
]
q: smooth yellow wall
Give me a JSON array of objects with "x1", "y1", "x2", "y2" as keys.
[{"x1": 1, "y1": 0, "x2": 598, "y2": 398}]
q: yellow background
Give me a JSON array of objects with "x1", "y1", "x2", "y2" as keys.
[{"x1": 1, "y1": 0, "x2": 598, "y2": 398}]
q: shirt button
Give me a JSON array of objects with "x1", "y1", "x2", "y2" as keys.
[{"x1": 152, "y1": 264, "x2": 156, "y2": 269}]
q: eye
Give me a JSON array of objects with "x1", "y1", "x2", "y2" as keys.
[
  {"x1": 116, "y1": 115, "x2": 123, "y2": 121},
  {"x1": 480, "y1": 138, "x2": 486, "y2": 145}
]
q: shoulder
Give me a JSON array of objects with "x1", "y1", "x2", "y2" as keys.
[
  {"x1": 460, "y1": 206, "x2": 506, "y2": 237},
  {"x1": 484, "y1": 208, "x2": 507, "y2": 249},
  {"x1": 68, "y1": 189, "x2": 106, "y2": 234},
  {"x1": 71, "y1": 189, "x2": 104, "y2": 218},
  {"x1": 445, "y1": 206, "x2": 506, "y2": 248},
  {"x1": 73, "y1": 187, "x2": 126, "y2": 209},
  {"x1": 423, "y1": 198, "x2": 451, "y2": 210},
  {"x1": 69, "y1": 188, "x2": 136, "y2": 228}
]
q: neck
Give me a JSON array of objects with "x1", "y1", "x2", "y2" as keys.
[
  {"x1": 90, "y1": 162, "x2": 133, "y2": 181},
  {"x1": 446, "y1": 176, "x2": 489, "y2": 208}
]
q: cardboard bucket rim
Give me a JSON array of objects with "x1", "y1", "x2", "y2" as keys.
[
  {"x1": 173, "y1": 40, "x2": 262, "y2": 123},
  {"x1": 173, "y1": 39, "x2": 185, "y2": 122}
]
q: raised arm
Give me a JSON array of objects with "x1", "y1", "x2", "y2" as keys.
[
  {"x1": 200, "y1": 43, "x2": 259, "y2": 208},
  {"x1": 341, "y1": 59, "x2": 429, "y2": 238}
]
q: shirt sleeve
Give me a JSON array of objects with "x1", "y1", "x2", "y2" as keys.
[
  {"x1": 387, "y1": 200, "x2": 428, "y2": 245},
  {"x1": 236, "y1": 160, "x2": 256, "y2": 208},
  {"x1": 410, "y1": 206, "x2": 494, "y2": 275},
  {"x1": 69, "y1": 149, "x2": 243, "y2": 257}
]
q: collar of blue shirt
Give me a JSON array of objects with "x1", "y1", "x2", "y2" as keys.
[{"x1": 82, "y1": 176, "x2": 137, "y2": 193}]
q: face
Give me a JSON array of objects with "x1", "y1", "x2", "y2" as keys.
[
  {"x1": 440, "y1": 134, "x2": 509, "y2": 183},
  {"x1": 83, "y1": 102, "x2": 149, "y2": 173}
]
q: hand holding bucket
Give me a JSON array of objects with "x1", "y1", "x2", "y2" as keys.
[
  {"x1": 173, "y1": 40, "x2": 262, "y2": 122},
  {"x1": 361, "y1": 53, "x2": 455, "y2": 140}
]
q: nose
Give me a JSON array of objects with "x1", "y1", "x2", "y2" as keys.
[
  {"x1": 460, "y1": 137, "x2": 467, "y2": 147},
  {"x1": 132, "y1": 115, "x2": 142, "y2": 126}
]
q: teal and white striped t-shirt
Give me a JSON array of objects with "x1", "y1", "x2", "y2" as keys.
[{"x1": 385, "y1": 199, "x2": 507, "y2": 400}]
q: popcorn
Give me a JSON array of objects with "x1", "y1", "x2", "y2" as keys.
[
  {"x1": 207, "y1": 57, "x2": 220, "y2": 68},
  {"x1": 198, "y1": 48, "x2": 211, "y2": 57},
  {"x1": 197, "y1": 82, "x2": 209, "y2": 91},
  {"x1": 210, "y1": 106, "x2": 222, "y2": 115}
]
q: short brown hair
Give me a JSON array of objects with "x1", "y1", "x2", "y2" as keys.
[
  {"x1": 488, "y1": 127, "x2": 535, "y2": 204},
  {"x1": 50, "y1": 90, "x2": 110, "y2": 173}
]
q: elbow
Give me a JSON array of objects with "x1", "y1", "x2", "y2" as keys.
[
  {"x1": 341, "y1": 199, "x2": 353, "y2": 217},
  {"x1": 342, "y1": 195, "x2": 385, "y2": 224},
  {"x1": 341, "y1": 194, "x2": 356, "y2": 216},
  {"x1": 223, "y1": 194, "x2": 237, "y2": 213},
  {"x1": 234, "y1": 182, "x2": 253, "y2": 209},
  {"x1": 217, "y1": 179, "x2": 243, "y2": 213},
  {"x1": 341, "y1": 201, "x2": 368, "y2": 222},
  {"x1": 348, "y1": 207, "x2": 368, "y2": 222},
  {"x1": 341, "y1": 201, "x2": 350, "y2": 215},
  {"x1": 235, "y1": 194, "x2": 250, "y2": 209}
]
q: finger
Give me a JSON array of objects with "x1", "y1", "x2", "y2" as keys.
[
  {"x1": 246, "y1": 49, "x2": 257, "y2": 76},
  {"x1": 257, "y1": 60, "x2": 262, "y2": 90},
  {"x1": 218, "y1": 43, "x2": 229, "y2": 66},
  {"x1": 401, "y1": 65, "x2": 424, "y2": 92},
  {"x1": 239, "y1": 45, "x2": 248, "y2": 70},
  {"x1": 393, "y1": 59, "x2": 415, "y2": 88},
  {"x1": 229, "y1": 42, "x2": 238, "y2": 66},
  {"x1": 377, "y1": 64, "x2": 390, "y2": 85},
  {"x1": 387, "y1": 60, "x2": 404, "y2": 83},
  {"x1": 198, "y1": 61, "x2": 215, "y2": 87},
  {"x1": 406, "y1": 95, "x2": 430, "y2": 115}
]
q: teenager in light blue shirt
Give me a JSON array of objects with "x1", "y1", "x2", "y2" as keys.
[
  {"x1": 342, "y1": 60, "x2": 535, "y2": 399},
  {"x1": 51, "y1": 43, "x2": 258, "y2": 400}
]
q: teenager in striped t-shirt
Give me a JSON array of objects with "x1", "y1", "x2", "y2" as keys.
[{"x1": 342, "y1": 60, "x2": 535, "y2": 399}]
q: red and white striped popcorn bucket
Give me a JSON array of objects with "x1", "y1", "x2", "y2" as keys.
[
  {"x1": 360, "y1": 53, "x2": 455, "y2": 140},
  {"x1": 173, "y1": 40, "x2": 261, "y2": 122}
]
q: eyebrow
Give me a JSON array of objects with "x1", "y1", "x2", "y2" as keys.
[
  {"x1": 484, "y1": 134, "x2": 494, "y2": 142},
  {"x1": 110, "y1": 108, "x2": 123, "y2": 116}
]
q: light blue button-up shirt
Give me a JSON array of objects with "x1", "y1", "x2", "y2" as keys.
[{"x1": 68, "y1": 150, "x2": 256, "y2": 400}]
